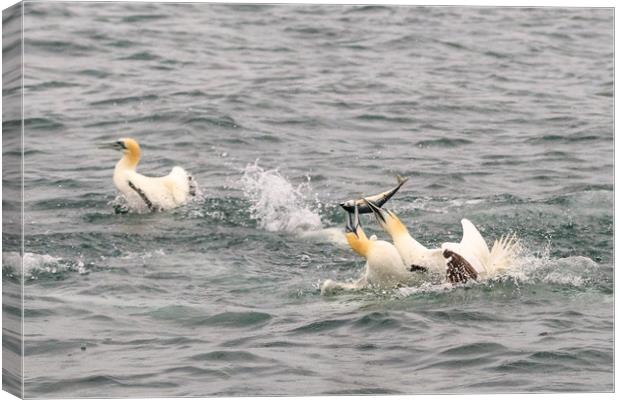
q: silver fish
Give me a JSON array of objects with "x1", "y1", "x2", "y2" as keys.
[{"x1": 339, "y1": 175, "x2": 408, "y2": 214}]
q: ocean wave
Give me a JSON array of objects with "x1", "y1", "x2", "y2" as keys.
[{"x1": 415, "y1": 138, "x2": 474, "y2": 148}]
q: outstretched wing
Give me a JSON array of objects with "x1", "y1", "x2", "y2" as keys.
[
  {"x1": 460, "y1": 219, "x2": 490, "y2": 263},
  {"x1": 441, "y1": 219, "x2": 488, "y2": 275}
]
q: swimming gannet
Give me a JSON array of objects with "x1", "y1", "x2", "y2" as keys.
[
  {"x1": 321, "y1": 206, "x2": 412, "y2": 295},
  {"x1": 340, "y1": 175, "x2": 408, "y2": 214},
  {"x1": 109, "y1": 137, "x2": 197, "y2": 212},
  {"x1": 441, "y1": 219, "x2": 518, "y2": 283},
  {"x1": 364, "y1": 199, "x2": 446, "y2": 277}
]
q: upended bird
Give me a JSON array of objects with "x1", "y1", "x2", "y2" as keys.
[
  {"x1": 364, "y1": 199, "x2": 446, "y2": 278},
  {"x1": 109, "y1": 137, "x2": 197, "y2": 212},
  {"x1": 321, "y1": 205, "x2": 414, "y2": 295},
  {"x1": 365, "y1": 199, "x2": 518, "y2": 283}
]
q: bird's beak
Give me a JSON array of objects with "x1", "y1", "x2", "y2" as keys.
[
  {"x1": 345, "y1": 211, "x2": 355, "y2": 234},
  {"x1": 363, "y1": 198, "x2": 388, "y2": 225},
  {"x1": 98, "y1": 141, "x2": 125, "y2": 151},
  {"x1": 345, "y1": 204, "x2": 361, "y2": 237}
]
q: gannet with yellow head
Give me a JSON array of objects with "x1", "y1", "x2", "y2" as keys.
[
  {"x1": 110, "y1": 138, "x2": 197, "y2": 212},
  {"x1": 364, "y1": 199, "x2": 446, "y2": 277},
  {"x1": 365, "y1": 199, "x2": 518, "y2": 284},
  {"x1": 321, "y1": 206, "x2": 412, "y2": 295}
]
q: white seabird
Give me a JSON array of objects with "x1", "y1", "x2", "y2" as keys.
[
  {"x1": 365, "y1": 199, "x2": 518, "y2": 284},
  {"x1": 364, "y1": 199, "x2": 446, "y2": 276},
  {"x1": 321, "y1": 206, "x2": 412, "y2": 295},
  {"x1": 109, "y1": 137, "x2": 197, "y2": 212}
]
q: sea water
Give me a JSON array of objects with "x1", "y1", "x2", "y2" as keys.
[{"x1": 3, "y1": 3, "x2": 613, "y2": 396}]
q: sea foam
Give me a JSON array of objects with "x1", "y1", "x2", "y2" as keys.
[
  {"x1": 398, "y1": 243, "x2": 602, "y2": 297},
  {"x1": 2, "y1": 252, "x2": 88, "y2": 279}
]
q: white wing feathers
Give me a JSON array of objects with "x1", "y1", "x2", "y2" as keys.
[
  {"x1": 460, "y1": 218, "x2": 491, "y2": 271},
  {"x1": 123, "y1": 166, "x2": 193, "y2": 210}
]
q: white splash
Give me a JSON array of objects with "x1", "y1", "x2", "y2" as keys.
[
  {"x1": 240, "y1": 162, "x2": 323, "y2": 233},
  {"x1": 398, "y1": 281, "x2": 455, "y2": 296},
  {"x1": 299, "y1": 227, "x2": 348, "y2": 248},
  {"x1": 504, "y1": 250, "x2": 599, "y2": 288},
  {"x1": 2, "y1": 252, "x2": 88, "y2": 279},
  {"x1": 398, "y1": 243, "x2": 601, "y2": 297}
]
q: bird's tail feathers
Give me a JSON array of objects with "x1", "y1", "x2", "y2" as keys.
[
  {"x1": 487, "y1": 233, "x2": 520, "y2": 274},
  {"x1": 167, "y1": 166, "x2": 198, "y2": 201},
  {"x1": 188, "y1": 174, "x2": 197, "y2": 197}
]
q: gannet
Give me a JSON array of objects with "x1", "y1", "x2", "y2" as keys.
[
  {"x1": 340, "y1": 175, "x2": 408, "y2": 214},
  {"x1": 365, "y1": 200, "x2": 518, "y2": 284},
  {"x1": 109, "y1": 137, "x2": 197, "y2": 212},
  {"x1": 364, "y1": 199, "x2": 446, "y2": 276},
  {"x1": 441, "y1": 219, "x2": 518, "y2": 283},
  {"x1": 321, "y1": 206, "x2": 412, "y2": 295}
]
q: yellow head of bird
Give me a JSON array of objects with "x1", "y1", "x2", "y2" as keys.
[
  {"x1": 345, "y1": 226, "x2": 370, "y2": 258},
  {"x1": 115, "y1": 137, "x2": 141, "y2": 167}
]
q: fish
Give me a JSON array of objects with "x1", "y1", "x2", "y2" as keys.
[{"x1": 339, "y1": 175, "x2": 408, "y2": 214}]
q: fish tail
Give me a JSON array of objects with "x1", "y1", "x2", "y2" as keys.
[{"x1": 396, "y1": 174, "x2": 409, "y2": 186}]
